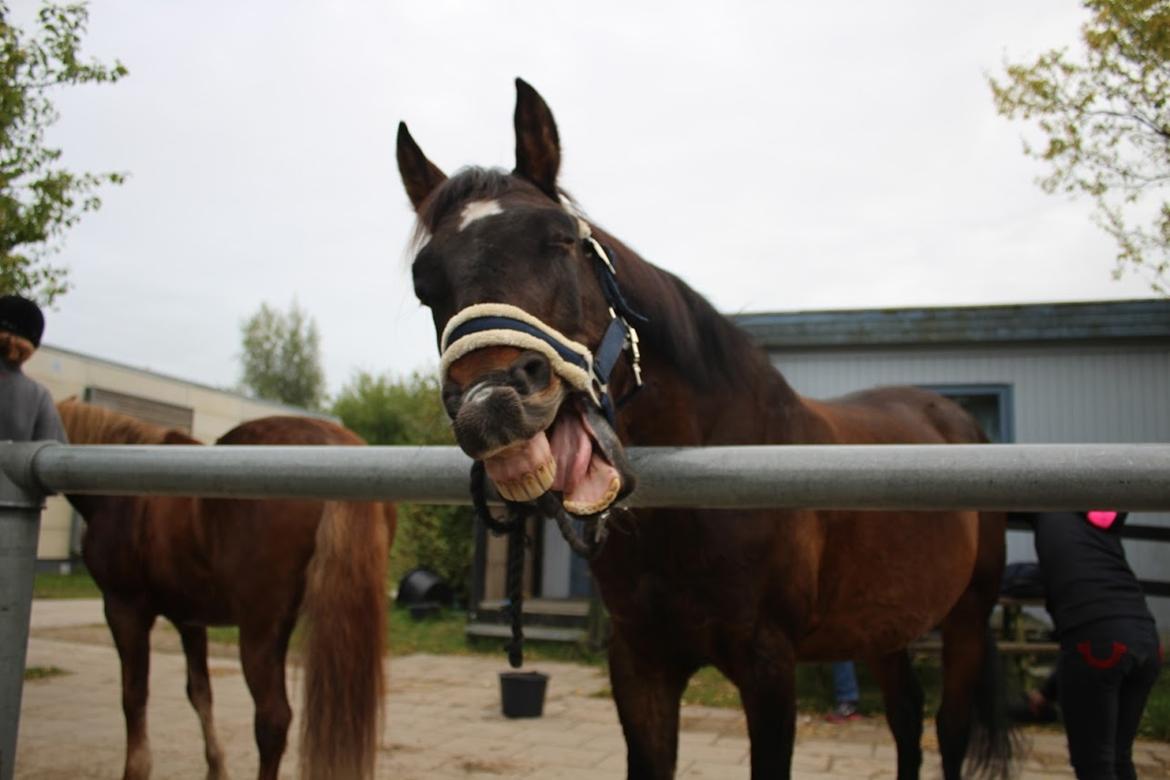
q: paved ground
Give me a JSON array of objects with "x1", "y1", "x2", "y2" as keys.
[{"x1": 16, "y1": 600, "x2": 1170, "y2": 779}]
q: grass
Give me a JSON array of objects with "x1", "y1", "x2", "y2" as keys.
[
  {"x1": 1142, "y1": 664, "x2": 1170, "y2": 741},
  {"x1": 29, "y1": 572, "x2": 1170, "y2": 740},
  {"x1": 389, "y1": 607, "x2": 605, "y2": 666},
  {"x1": 23, "y1": 666, "x2": 69, "y2": 681},
  {"x1": 33, "y1": 570, "x2": 102, "y2": 599}
]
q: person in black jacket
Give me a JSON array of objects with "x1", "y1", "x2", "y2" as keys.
[
  {"x1": 0, "y1": 294, "x2": 66, "y2": 443},
  {"x1": 1028, "y1": 510, "x2": 1162, "y2": 780}
]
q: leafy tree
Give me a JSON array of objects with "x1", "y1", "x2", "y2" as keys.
[
  {"x1": 239, "y1": 300, "x2": 326, "y2": 410},
  {"x1": 332, "y1": 370, "x2": 474, "y2": 604},
  {"x1": 0, "y1": 1, "x2": 127, "y2": 303},
  {"x1": 331, "y1": 369, "x2": 453, "y2": 446},
  {"x1": 990, "y1": 0, "x2": 1170, "y2": 294}
]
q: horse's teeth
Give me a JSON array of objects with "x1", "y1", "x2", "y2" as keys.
[
  {"x1": 536, "y1": 460, "x2": 556, "y2": 491},
  {"x1": 564, "y1": 475, "x2": 622, "y2": 516},
  {"x1": 496, "y1": 480, "x2": 519, "y2": 502},
  {"x1": 495, "y1": 460, "x2": 556, "y2": 503}
]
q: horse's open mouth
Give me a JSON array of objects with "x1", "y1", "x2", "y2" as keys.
[{"x1": 483, "y1": 396, "x2": 631, "y2": 515}]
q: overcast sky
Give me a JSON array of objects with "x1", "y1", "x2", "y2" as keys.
[{"x1": 17, "y1": 0, "x2": 1158, "y2": 398}]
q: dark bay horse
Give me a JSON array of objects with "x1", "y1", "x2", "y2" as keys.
[
  {"x1": 396, "y1": 79, "x2": 1014, "y2": 779},
  {"x1": 56, "y1": 399, "x2": 394, "y2": 780}
]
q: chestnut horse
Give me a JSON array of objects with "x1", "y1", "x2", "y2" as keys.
[
  {"x1": 396, "y1": 80, "x2": 1014, "y2": 779},
  {"x1": 56, "y1": 399, "x2": 393, "y2": 780}
]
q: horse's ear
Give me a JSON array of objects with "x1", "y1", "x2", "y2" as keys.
[
  {"x1": 396, "y1": 121, "x2": 447, "y2": 211},
  {"x1": 513, "y1": 78, "x2": 560, "y2": 199}
]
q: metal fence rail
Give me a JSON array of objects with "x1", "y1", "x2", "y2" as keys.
[
  {"x1": 4, "y1": 441, "x2": 1170, "y2": 509},
  {"x1": 3, "y1": 440, "x2": 1170, "y2": 780}
]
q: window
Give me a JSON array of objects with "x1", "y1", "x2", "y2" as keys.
[{"x1": 920, "y1": 384, "x2": 1014, "y2": 443}]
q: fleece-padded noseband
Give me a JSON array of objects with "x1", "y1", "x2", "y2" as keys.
[
  {"x1": 440, "y1": 302, "x2": 600, "y2": 403},
  {"x1": 438, "y1": 218, "x2": 645, "y2": 424}
]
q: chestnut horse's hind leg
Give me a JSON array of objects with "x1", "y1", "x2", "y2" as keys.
[
  {"x1": 104, "y1": 598, "x2": 156, "y2": 780},
  {"x1": 176, "y1": 622, "x2": 228, "y2": 779},
  {"x1": 238, "y1": 620, "x2": 295, "y2": 780},
  {"x1": 868, "y1": 649, "x2": 925, "y2": 779},
  {"x1": 608, "y1": 628, "x2": 692, "y2": 780}
]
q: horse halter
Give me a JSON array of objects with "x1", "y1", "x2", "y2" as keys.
[
  {"x1": 440, "y1": 208, "x2": 647, "y2": 670},
  {"x1": 438, "y1": 215, "x2": 645, "y2": 426}
]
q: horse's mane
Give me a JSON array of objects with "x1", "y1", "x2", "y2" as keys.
[
  {"x1": 415, "y1": 167, "x2": 775, "y2": 391},
  {"x1": 615, "y1": 246, "x2": 774, "y2": 391},
  {"x1": 57, "y1": 398, "x2": 197, "y2": 445}
]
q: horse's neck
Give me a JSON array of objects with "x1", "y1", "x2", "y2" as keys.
[
  {"x1": 612, "y1": 244, "x2": 825, "y2": 446},
  {"x1": 627, "y1": 358, "x2": 817, "y2": 445}
]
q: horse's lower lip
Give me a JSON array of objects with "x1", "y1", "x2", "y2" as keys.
[{"x1": 479, "y1": 395, "x2": 629, "y2": 514}]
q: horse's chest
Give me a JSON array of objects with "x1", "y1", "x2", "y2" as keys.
[{"x1": 595, "y1": 512, "x2": 801, "y2": 638}]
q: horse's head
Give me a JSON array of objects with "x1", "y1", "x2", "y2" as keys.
[{"x1": 397, "y1": 79, "x2": 637, "y2": 516}]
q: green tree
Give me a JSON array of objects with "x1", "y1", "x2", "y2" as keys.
[
  {"x1": 331, "y1": 369, "x2": 453, "y2": 446},
  {"x1": 0, "y1": 1, "x2": 127, "y2": 304},
  {"x1": 990, "y1": 0, "x2": 1170, "y2": 294},
  {"x1": 239, "y1": 300, "x2": 326, "y2": 410},
  {"x1": 332, "y1": 370, "x2": 474, "y2": 604}
]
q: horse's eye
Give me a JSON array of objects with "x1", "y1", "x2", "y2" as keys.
[
  {"x1": 546, "y1": 233, "x2": 577, "y2": 254},
  {"x1": 412, "y1": 259, "x2": 446, "y2": 307}
]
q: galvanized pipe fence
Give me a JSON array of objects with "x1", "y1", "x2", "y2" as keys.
[{"x1": 3, "y1": 440, "x2": 1170, "y2": 779}]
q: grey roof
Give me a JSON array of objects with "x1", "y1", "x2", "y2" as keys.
[
  {"x1": 39, "y1": 342, "x2": 338, "y2": 421},
  {"x1": 730, "y1": 299, "x2": 1170, "y2": 349}
]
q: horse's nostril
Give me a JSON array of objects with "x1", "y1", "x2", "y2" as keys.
[{"x1": 511, "y1": 351, "x2": 551, "y2": 394}]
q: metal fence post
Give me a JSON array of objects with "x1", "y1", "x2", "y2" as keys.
[{"x1": 0, "y1": 442, "x2": 51, "y2": 780}]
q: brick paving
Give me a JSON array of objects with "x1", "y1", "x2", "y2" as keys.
[{"x1": 16, "y1": 600, "x2": 1170, "y2": 779}]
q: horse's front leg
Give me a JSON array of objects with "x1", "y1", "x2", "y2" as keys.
[
  {"x1": 608, "y1": 626, "x2": 692, "y2": 780},
  {"x1": 733, "y1": 640, "x2": 799, "y2": 779},
  {"x1": 103, "y1": 598, "x2": 156, "y2": 780}
]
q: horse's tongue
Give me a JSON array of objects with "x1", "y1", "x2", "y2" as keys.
[
  {"x1": 549, "y1": 413, "x2": 592, "y2": 494},
  {"x1": 549, "y1": 410, "x2": 622, "y2": 515}
]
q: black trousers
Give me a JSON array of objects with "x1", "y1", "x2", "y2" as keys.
[{"x1": 1056, "y1": 618, "x2": 1162, "y2": 780}]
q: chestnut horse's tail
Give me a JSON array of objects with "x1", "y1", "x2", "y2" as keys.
[
  {"x1": 298, "y1": 500, "x2": 392, "y2": 780},
  {"x1": 966, "y1": 628, "x2": 1020, "y2": 779}
]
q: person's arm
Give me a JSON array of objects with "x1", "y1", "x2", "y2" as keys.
[{"x1": 32, "y1": 390, "x2": 68, "y2": 443}]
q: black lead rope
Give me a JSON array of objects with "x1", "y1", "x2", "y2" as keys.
[
  {"x1": 470, "y1": 461, "x2": 526, "y2": 667},
  {"x1": 503, "y1": 522, "x2": 526, "y2": 668},
  {"x1": 469, "y1": 461, "x2": 606, "y2": 668}
]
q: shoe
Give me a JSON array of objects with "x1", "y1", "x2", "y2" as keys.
[{"x1": 825, "y1": 701, "x2": 862, "y2": 723}]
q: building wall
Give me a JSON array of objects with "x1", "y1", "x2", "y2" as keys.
[
  {"x1": 24, "y1": 345, "x2": 327, "y2": 565},
  {"x1": 768, "y1": 340, "x2": 1170, "y2": 632}
]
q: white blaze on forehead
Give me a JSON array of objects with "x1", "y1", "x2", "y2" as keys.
[{"x1": 459, "y1": 199, "x2": 504, "y2": 230}]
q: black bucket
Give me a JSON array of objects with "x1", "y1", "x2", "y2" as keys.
[
  {"x1": 499, "y1": 671, "x2": 549, "y2": 718},
  {"x1": 396, "y1": 567, "x2": 453, "y2": 608}
]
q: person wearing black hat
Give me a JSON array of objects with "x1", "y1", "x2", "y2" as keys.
[{"x1": 0, "y1": 294, "x2": 67, "y2": 442}]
